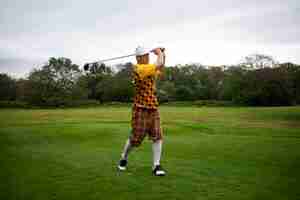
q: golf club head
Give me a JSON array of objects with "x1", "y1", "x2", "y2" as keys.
[
  {"x1": 84, "y1": 62, "x2": 107, "y2": 74},
  {"x1": 100, "y1": 63, "x2": 106, "y2": 68},
  {"x1": 100, "y1": 63, "x2": 106, "y2": 71},
  {"x1": 91, "y1": 63, "x2": 98, "y2": 74},
  {"x1": 83, "y1": 63, "x2": 90, "y2": 71}
]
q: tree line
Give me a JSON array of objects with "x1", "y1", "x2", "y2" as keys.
[{"x1": 1, "y1": 55, "x2": 300, "y2": 107}]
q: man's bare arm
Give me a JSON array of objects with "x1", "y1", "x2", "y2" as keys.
[{"x1": 153, "y1": 48, "x2": 165, "y2": 71}]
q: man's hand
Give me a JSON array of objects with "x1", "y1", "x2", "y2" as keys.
[
  {"x1": 152, "y1": 47, "x2": 165, "y2": 73},
  {"x1": 152, "y1": 48, "x2": 163, "y2": 55}
]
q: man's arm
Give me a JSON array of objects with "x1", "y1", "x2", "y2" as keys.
[
  {"x1": 134, "y1": 48, "x2": 166, "y2": 79},
  {"x1": 153, "y1": 48, "x2": 165, "y2": 72}
]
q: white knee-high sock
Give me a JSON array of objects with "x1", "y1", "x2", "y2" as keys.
[
  {"x1": 152, "y1": 140, "x2": 162, "y2": 168},
  {"x1": 121, "y1": 139, "x2": 132, "y2": 160}
]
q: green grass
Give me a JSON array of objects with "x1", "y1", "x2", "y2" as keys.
[{"x1": 1, "y1": 106, "x2": 300, "y2": 200}]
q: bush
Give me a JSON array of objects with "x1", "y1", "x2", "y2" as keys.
[
  {"x1": 0, "y1": 101, "x2": 30, "y2": 108},
  {"x1": 161, "y1": 100, "x2": 235, "y2": 107},
  {"x1": 193, "y1": 100, "x2": 235, "y2": 107},
  {"x1": 0, "y1": 100, "x2": 102, "y2": 109}
]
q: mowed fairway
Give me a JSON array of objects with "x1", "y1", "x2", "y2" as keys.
[{"x1": 1, "y1": 106, "x2": 300, "y2": 200}]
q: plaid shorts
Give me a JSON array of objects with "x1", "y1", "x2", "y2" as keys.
[{"x1": 129, "y1": 106, "x2": 163, "y2": 147}]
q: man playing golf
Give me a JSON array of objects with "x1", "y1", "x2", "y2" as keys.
[{"x1": 118, "y1": 46, "x2": 166, "y2": 176}]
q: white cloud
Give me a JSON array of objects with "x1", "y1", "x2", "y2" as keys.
[{"x1": 0, "y1": 0, "x2": 299, "y2": 77}]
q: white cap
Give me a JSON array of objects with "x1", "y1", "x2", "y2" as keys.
[{"x1": 135, "y1": 46, "x2": 150, "y2": 56}]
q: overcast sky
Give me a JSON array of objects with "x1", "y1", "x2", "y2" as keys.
[{"x1": 1, "y1": 0, "x2": 299, "y2": 78}]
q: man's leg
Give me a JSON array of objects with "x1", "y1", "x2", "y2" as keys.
[
  {"x1": 151, "y1": 109, "x2": 166, "y2": 176},
  {"x1": 118, "y1": 107, "x2": 145, "y2": 171},
  {"x1": 121, "y1": 138, "x2": 132, "y2": 161},
  {"x1": 152, "y1": 139, "x2": 166, "y2": 176},
  {"x1": 152, "y1": 139, "x2": 162, "y2": 168},
  {"x1": 118, "y1": 138, "x2": 133, "y2": 171}
]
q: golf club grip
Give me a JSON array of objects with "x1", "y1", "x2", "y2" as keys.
[{"x1": 151, "y1": 47, "x2": 165, "y2": 53}]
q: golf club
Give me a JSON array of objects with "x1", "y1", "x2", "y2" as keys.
[{"x1": 83, "y1": 47, "x2": 165, "y2": 72}]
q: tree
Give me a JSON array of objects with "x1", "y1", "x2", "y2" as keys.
[
  {"x1": 157, "y1": 81, "x2": 176, "y2": 102},
  {"x1": 221, "y1": 66, "x2": 245, "y2": 102},
  {"x1": 27, "y1": 57, "x2": 82, "y2": 106},
  {"x1": 102, "y1": 62, "x2": 133, "y2": 102},
  {"x1": 15, "y1": 78, "x2": 31, "y2": 101},
  {"x1": 84, "y1": 62, "x2": 113, "y2": 103},
  {"x1": 279, "y1": 62, "x2": 300, "y2": 104},
  {"x1": 0, "y1": 73, "x2": 16, "y2": 101},
  {"x1": 240, "y1": 54, "x2": 278, "y2": 69}
]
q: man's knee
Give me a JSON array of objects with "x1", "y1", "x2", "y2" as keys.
[{"x1": 129, "y1": 137, "x2": 143, "y2": 147}]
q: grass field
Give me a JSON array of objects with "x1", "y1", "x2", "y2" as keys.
[{"x1": 1, "y1": 106, "x2": 300, "y2": 200}]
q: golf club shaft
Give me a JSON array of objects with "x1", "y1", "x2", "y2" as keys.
[
  {"x1": 85, "y1": 47, "x2": 165, "y2": 67},
  {"x1": 87, "y1": 53, "x2": 137, "y2": 66}
]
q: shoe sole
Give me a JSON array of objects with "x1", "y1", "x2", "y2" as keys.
[
  {"x1": 153, "y1": 172, "x2": 166, "y2": 176},
  {"x1": 118, "y1": 166, "x2": 127, "y2": 171}
]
